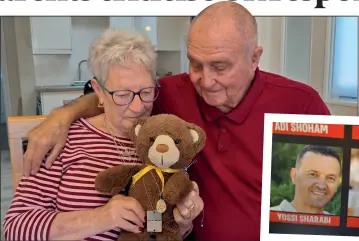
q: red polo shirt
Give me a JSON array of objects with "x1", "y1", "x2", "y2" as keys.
[{"x1": 152, "y1": 69, "x2": 331, "y2": 241}]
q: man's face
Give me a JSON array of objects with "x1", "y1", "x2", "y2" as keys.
[
  {"x1": 291, "y1": 152, "x2": 341, "y2": 209},
  {"x1": 187, "y1": 25, "x2": 262, "y2": 111},
  {"x1": 350, "y1": 153, "x2": 359, "y2": 189}
]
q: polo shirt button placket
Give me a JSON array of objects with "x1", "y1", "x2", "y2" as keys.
[
  {"x1": 218, "y1": 118, "x2": 228, "y2": 151},
  {"x1": 218, "y1": 126, "x2": 226, "y2": 151}
]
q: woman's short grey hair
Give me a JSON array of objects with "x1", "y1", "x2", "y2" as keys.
[{"x1": 88, "y1": 28, "x2": 157, "y2": 84}]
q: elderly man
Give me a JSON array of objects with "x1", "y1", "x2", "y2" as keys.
[{"x1": 21, "y1": 2, "x2": 330, "y2": 240}]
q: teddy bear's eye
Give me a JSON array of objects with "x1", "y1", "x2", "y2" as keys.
[
  {"x1": 174, "y1": 139, "x2": 181, "y2": 144},
  {"x1": 149, "y1": 137, "x2": 155, "y2": 142}
]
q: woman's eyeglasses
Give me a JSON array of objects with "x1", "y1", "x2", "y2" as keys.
[{"x1": 94, "y1": 77, "x2": 161, "y2": 106}]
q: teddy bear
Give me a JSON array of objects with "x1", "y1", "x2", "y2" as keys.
[{"x1": 95, "y1": 114, "x2": 206, "y2": 241}]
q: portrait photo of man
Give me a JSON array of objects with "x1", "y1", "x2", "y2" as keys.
[
  {"x1": 270, "y1": 145, "x2": 342, "y2": 215},
  {"x1": 348, "y1": 149, "x2": 359, "y2": 217}
]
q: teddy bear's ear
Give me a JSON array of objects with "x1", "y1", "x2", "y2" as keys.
[
  {"x1": 130, "y1": 116, "x2": 149, "y2": 141},
  {"x1": 189, "y1": 129, "x2": 199, "y2": 143},
  {"x1": 188, "y1": 124, "x2": 207, "y2": 153}
]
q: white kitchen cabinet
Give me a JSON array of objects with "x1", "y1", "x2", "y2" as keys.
[
  {"x1": 40, "y1": 90, "x2": 83, "y2": 115},
  {"x1": 134, "y1": 17, "x2": 190, "y2": 51},
  {"x1": 30, "y1": 17, "x2": 72, "y2": 55},
  {"x1": 109, "y1": 17, "x2": 135, "y2": 30}
]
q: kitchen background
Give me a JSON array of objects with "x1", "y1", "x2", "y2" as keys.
[
  {"x1": 1, "y1": 16, "x2": 192, "y2": 117},
  {"x1": 0, "y1": 16, "x2": 357, "y2": 237}
]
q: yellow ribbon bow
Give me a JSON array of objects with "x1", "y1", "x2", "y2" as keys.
[{"x1": 132, "y1": 165, "x2": 179, "y2": 192}]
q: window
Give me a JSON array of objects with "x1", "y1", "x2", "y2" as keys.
[{"x1": 329, "y1": 17, "x2": 358, "y2": 102}]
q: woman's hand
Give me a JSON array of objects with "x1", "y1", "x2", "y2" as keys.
[
  {"x1": 100, "y1": 195, "x2": 146, "y2": 233},
  {"x1": 173, "y1": 181, "x2": 204, "y2": 236}
]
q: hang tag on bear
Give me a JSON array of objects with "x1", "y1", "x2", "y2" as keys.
[{"x1": 147, "y1": 210, "x2": 162, "y2": 233}]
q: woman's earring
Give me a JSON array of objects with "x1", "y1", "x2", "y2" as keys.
[{"x1": 98, "y1": 102, "x2": 104, "y2": 108}]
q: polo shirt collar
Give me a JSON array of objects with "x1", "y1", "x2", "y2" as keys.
[{"x1": 198, "y1": 68, "x2": 265, "y2": 124}]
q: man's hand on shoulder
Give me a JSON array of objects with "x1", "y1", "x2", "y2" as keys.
[
  {"x1": 23, "y1": 108, "x2": 72, "y2": 177},
  {"x1": 23, "y1": 92, "x2": 102, "y2": 176}
]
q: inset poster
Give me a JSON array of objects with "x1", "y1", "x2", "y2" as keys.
[{"x1": 260, "y1": 114, "x2": 359, "y2": 241}]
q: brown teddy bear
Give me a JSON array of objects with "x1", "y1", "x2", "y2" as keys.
[{"x1": 95, "y1": 114, "x2": 206, "y2": 241}]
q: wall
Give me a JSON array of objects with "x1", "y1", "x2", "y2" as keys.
[
  {"x1": 256, "y1": 16, "x2": 358, "y2": 116},
  {"x1": 283, "y1": 17, "x2": 312, "y2": 84},
  {"x1": 1, "y1": 17, "x2": 22, "y2": 117},
  {"x1": 157, "y1": 51, "x2": 181, "y2": 76},
  {"x1": 14, "y1": 17, "x2": 37, "y2": 116},
  {"x1": 34, "y1": 17, "x2": 108, "y2": 86},
  {"x1": 0, "y1": 77, "x2": 5, "y2": 123},
  {"x1": 256, "y1": 17, "x2": 284, "y2": 75}
]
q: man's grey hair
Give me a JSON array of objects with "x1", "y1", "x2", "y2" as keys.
[{"x1": 88, "y1": 28, "x2": 157, "y2": 84}]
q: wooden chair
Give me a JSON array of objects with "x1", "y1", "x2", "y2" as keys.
[{"x1": 7, "y1": 115, "x2": 46, "y2": 193}]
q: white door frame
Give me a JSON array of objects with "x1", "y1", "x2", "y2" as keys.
[
  {"x1": 180, "y1": 34, "x2": 188, "y2": 73},
  {"x1": 1, "y1": 17, "x2": 13, "y2": 121}
]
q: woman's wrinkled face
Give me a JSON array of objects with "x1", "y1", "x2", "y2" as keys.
[{"x1": 94, "y1": 64, "x2": 155, "y2": 131}]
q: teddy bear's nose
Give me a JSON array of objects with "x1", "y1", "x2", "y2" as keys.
[{"x1": 156, "y1": 144, "x2": 169, "y2": 153}]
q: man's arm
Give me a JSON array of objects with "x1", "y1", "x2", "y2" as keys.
[
  {"x1": 23, "y1": 93, "x2": 103, "y2": 176},
  {"x1": 63, "y1": 92, "x2": 103, "y2": 119}
]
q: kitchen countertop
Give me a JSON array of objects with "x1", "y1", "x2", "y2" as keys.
[{"x1": 36, "y1": 85, "x2": 84, "y2": 93}]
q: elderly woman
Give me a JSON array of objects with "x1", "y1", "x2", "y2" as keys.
[{"x1": 3, "y1": 29, "x2": 203, "y2": 241}]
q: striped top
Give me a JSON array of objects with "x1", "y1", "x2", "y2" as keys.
[{"x1": 3, "y1": 118, "x2": 142, "y2": 241}]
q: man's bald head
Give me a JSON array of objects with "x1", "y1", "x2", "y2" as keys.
[
  {"x1": 190, "y1": 2, "x2": 258, "y2": 44},
  {"x1": 186, "y1": 2, "x2": 263, "y2": 113}
]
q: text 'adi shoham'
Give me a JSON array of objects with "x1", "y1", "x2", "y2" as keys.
[{"x1": 275, "y1": 122, "x2": 329, "y2": 134}]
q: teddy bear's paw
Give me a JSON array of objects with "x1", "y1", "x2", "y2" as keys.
[
  {"x1": 155, "y1": 224, "x2": 182, "y2": 241},
  {"x1": 118, "y1": 231, "x2": 148, "y2": 241},
  {"x1": 163, "y1": 180, "x2": 193, "y2": 205},
  {"x1": 155, "y1": 233, "x2": 182, "y2": 241},
  {"x1": 110, "y1": 187, "x2": 122, "y2": 196},
  {"x1": 162, "y1": 190, "x2": 178, "y2": 205}
]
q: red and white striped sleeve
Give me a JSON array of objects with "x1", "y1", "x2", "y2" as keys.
[{"x1": 3, "y1": 159, "x2": 63, "y2": 241}]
